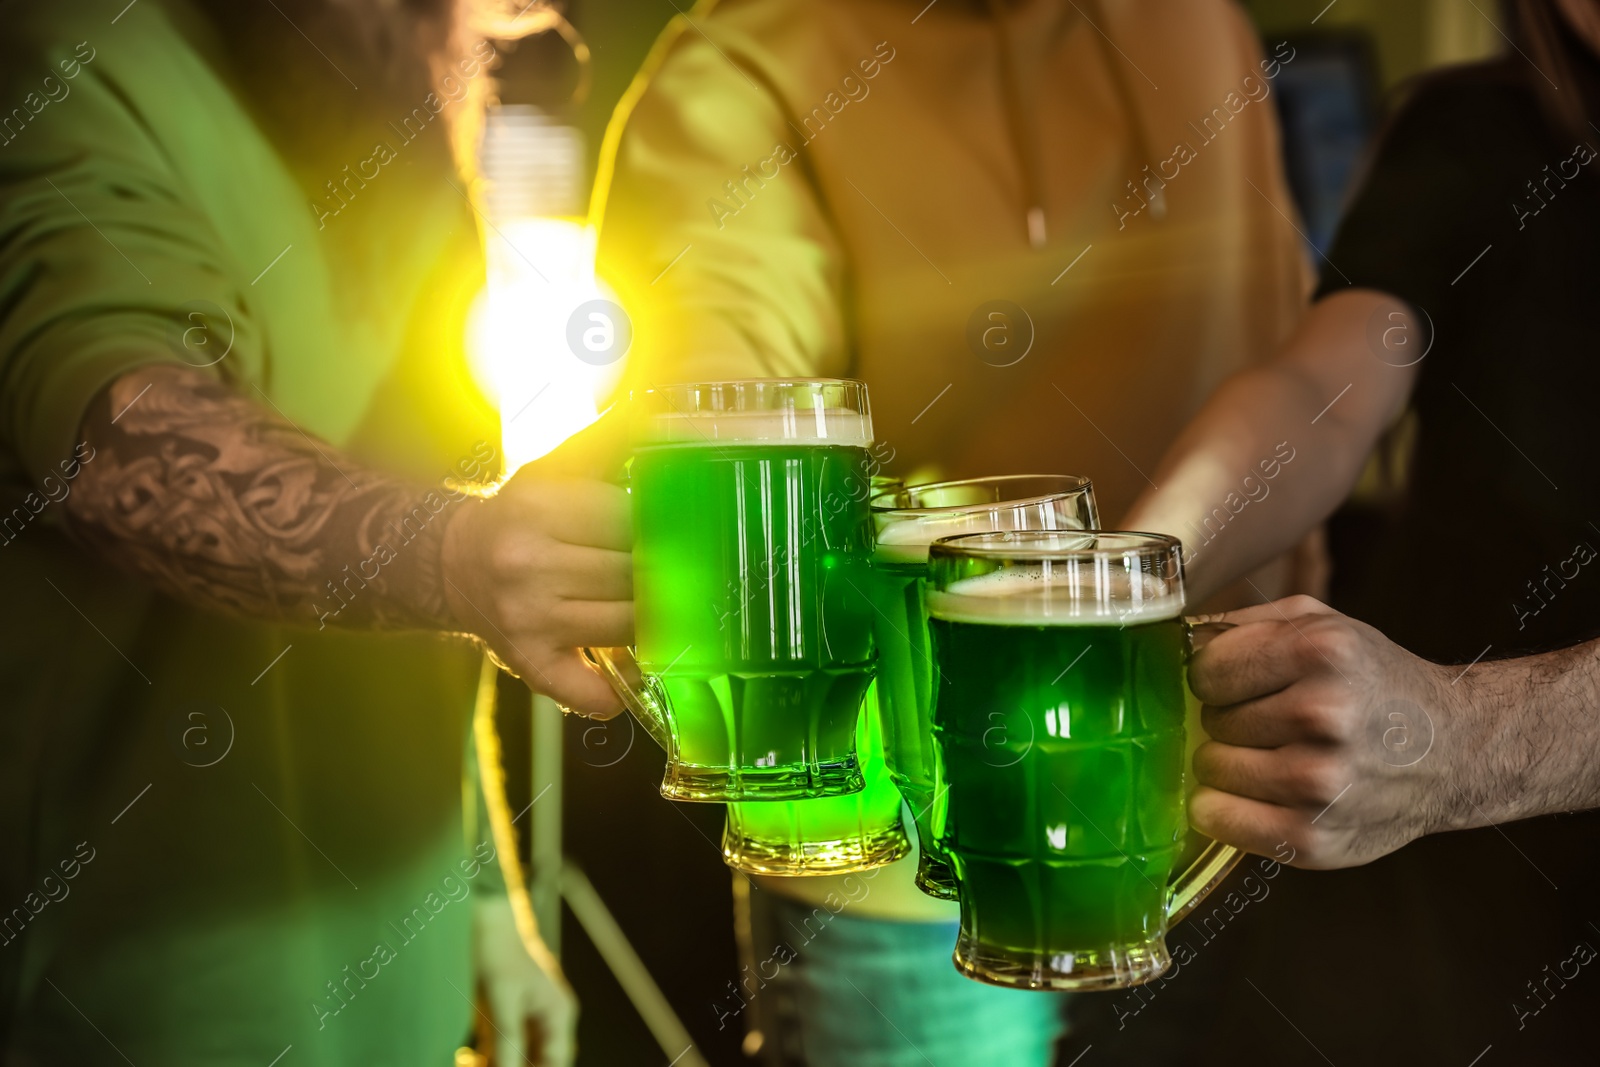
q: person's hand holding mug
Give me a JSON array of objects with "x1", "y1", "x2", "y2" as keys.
[
  {"x1": 1185, "y1": 596, "x2": 1462, "y2": 869},
  {"x1": 442, "y1": 413, "x2": 632, "y2": 717}
]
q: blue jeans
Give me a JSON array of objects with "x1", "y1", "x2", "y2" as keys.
[{"x1": 743, "y1": 882, "x2": 1066, "y2": 1066}]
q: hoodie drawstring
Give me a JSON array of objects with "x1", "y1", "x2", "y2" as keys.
[
  {"x1": 987, "y1": 0, "x2": 1167, "y2": 248},
  {"x1": 1085, "y1": 0, "x2": 1167, "y2": 220},
  {"x1": 986, "y1": 0, "x2": 1050, "y2": 248}
]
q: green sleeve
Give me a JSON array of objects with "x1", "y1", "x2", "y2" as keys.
[
  {"x1": 593, "y1": 15, "x2": 848, "y2": 388},
  {"x1": 0, "y1": 26, "x2": 261, "y2": 484}
]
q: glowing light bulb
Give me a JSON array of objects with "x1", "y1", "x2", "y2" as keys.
[{"x1": 467, "y1": 106, "x2": 626, "y2": 471}]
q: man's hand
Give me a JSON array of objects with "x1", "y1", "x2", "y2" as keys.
[
  {"x1": 475, "y1": 894, "x2": 576, "y2": 1067},
  {"x1": 1186, "y1": 596, "x2": 1464, "y2": 869},
  {"x1": 441, "y1": 415, "x2": 631, "y2": 717}
]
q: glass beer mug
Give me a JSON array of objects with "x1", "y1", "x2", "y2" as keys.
[
  {"x1": 868, "y1": 475, "x2": 1098, "y2": 899},
  {"x1": 722, "y1": 681, "x2": 911, "y2": 874},
  {"x1": 587, "y1": 379, "x2": 879, "y2": 803},
  {"x1": 925, "y1": 530, "x2": 1240, "y2": 991},
  {"x1": 722, "y1": 476, "x2": 910, "y2": 875}
]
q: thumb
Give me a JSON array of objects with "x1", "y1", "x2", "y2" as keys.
[{"x1": 523, "y1": 407, "x2": 630, "y2": 483}]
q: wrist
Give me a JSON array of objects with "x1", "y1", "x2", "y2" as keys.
[
  {"x1": 438, "y1": 493, "x2": 490, "y2": 633},
  {"x1": 1432, "y1": 655, "x2": 1526, "y2": 831}
]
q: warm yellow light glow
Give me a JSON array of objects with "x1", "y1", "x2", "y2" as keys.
[{"x1": 467, "y1": 217, "x2": 626, "y2": 472}]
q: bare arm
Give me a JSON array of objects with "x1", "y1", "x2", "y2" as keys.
[
  {"x1": 1132, "y1": 291, "x2": 1600, "y2": 865},
  {"x1": 1123, "y1": 289, "x2": 1423, "y2": 602},
  {"x1": 65, "y1": 363, "x2": 631, "y2": 713},
  {"x1": 1465, "y1": 639, "x2": 1600, "y2": 827}
]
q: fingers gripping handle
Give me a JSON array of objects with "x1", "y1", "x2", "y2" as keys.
[{"x1": 582, "y1": 646, "x2": 671, "y2": 751}]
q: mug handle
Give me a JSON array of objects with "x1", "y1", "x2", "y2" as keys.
[
  {"x1": 1167, "y1": 835, "x2": 1243, "y2": 925},
  {"x1": 1166, "y1": 617, "x2": 1243, "y2": 924},
  {"x1": 581, "y1": 647, "x2": 672, "y2": 751}
]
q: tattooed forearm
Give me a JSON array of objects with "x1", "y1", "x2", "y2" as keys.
[{"x1": 66, "y1": 364, "x2": 494, "y2": 632}]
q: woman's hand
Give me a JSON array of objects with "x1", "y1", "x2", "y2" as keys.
[{"x1": 474, "y1": 894, "x2": 577, "y2": 1067}]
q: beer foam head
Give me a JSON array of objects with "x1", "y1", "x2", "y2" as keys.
[
  {"x1": 632, "y1": 379, "x2": 874, "y2": 447},
  {"x1": 636, "y1": 408, "x2": 873, "y2": 446},
  {"x1": 927, "y1": 568, "x2": 1185, "y2": 625},
  {"x1": 873, "y1": 519, "x2": 939, "y2": 565},
  {"x1": 874, "y1": 510, "x2": 1090, "y2": 565},
  {"x1": 872, "y1": 476, "x2": 1096, "y2": 565}
]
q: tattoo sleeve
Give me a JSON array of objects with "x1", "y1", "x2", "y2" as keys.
[{"x1": 65, "y1": 363, "x2": 489, "y2": 632}]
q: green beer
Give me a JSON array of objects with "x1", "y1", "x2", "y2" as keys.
[
  {"x1": 932, "y1": 614, "x2": 1187, "y2": 961},
  {"x1": 929, "y1": 531, "x2": 1224, "y2": 991},
  {"x1": 628, "y1": 380, "x2": 877, "y2": 801},
  {"x1": 724, "y1": 475, "x2": 909, "y2": 875},
  {"x1": 870, "y1": 476, "x2": 1097, "y2": 898},
  {"x1": 722, "y1": 679, "x2": 909, "y2": 874}
]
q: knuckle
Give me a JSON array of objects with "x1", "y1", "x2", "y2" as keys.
[
  {"x1": 1289, "y1": 753, "x2": 1347, "y2": 807},
  {"x1": 1320, "y1": 696, "x2": 1361, "y2": 744},
  {"x1": 1275, "y1": 819, "x2": 1324, "y2": 860},
  {"x1": 1283, "y1": 828, "x2": 1318, "y2": 864},
  {"x1": 1304, "y1": 617, "x2": 1361, "y2": 668},
  {"x1": 489, "y1": 531, "x2": 553, "y2": 578},
  {"x1": 1279, "y1": 593, "x2": 1326, "y2": 617},
  {"x1": 1294, "y1": 825, "x2": 1339, "y2": 867},
  {"x1": 1288, "y1": 692, "x2": 1353, "y2": 743}
]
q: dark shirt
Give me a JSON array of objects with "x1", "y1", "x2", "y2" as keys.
[
  {"x1": 1323, "y1": 63, "x2": 1600, "y2": 664},
  {"x1": 1068, "y1": 55, "x2": 1600, "y2": 1066}
]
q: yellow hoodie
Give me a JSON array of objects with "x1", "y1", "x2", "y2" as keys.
[{"x1": 595, "y1": 0, "x2": 1309, "y2": 525}]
